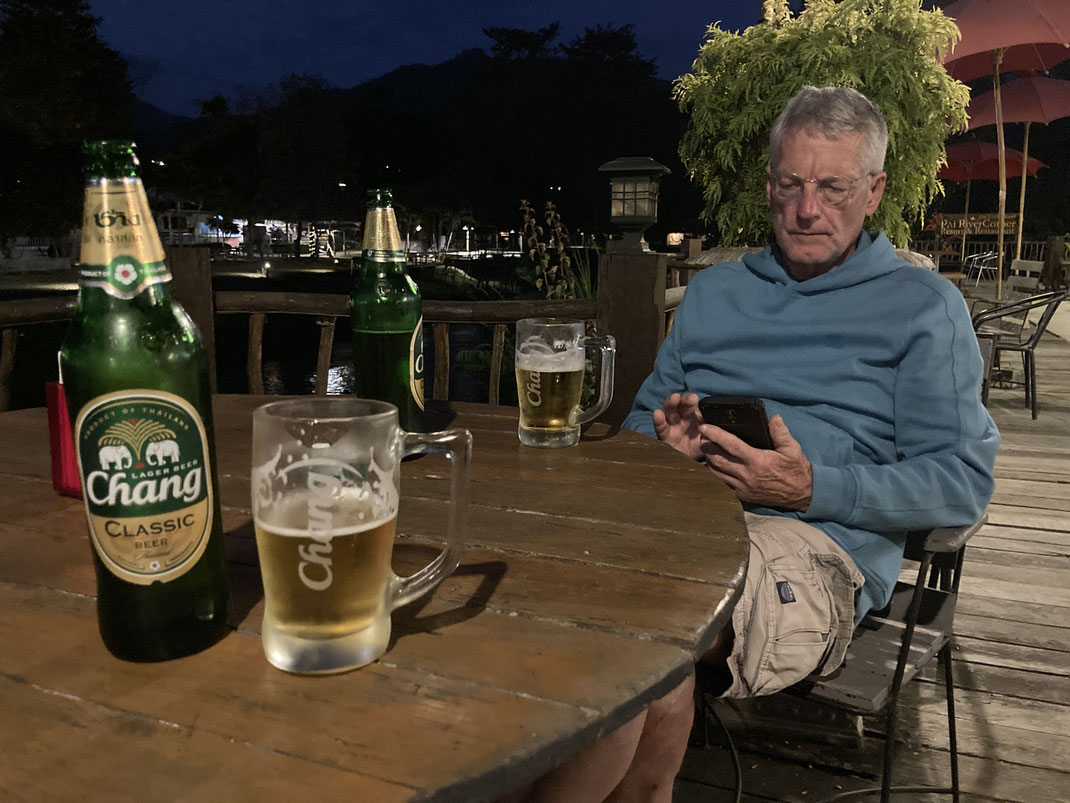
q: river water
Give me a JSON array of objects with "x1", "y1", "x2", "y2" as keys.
[{"x1": 3, "y1": 258, "x2": 526, "y2": 411}]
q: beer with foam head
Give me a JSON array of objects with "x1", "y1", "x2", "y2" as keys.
[
  {"x1": 515, "y1": 346, "x2": 585, "y2": 446},
  {"x1": 514, "y1": 318, "x2": 616, "y2": 448}
]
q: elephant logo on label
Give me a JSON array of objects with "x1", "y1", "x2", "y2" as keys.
[
  {"x1": 96, "y1": 417, "x2": 178, "y2": 472},
  {"x1": 98, "y1": 444, "x2": 133, "y2": 469},
  {"x1": 146, "y1": 439, "x2": 180, "y2": 465}
]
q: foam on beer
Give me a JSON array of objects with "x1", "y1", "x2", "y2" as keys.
[
  {"x1": 515, "y1": 339, "x2": 584, "y2": 372},
  {"x1": 258, "y1": 487, "x2": 392, "y2": 538}
]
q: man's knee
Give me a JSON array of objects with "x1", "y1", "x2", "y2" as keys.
[{"x1": 606, "y1": 673, "x2": 696, "y2": 802}]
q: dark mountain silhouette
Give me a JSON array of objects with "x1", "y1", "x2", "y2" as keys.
[{"x1": 129, "y1": 43, "x2": 705, "y2": 239}]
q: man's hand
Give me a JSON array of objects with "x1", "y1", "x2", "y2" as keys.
[
  {"x1": 700, "y1": 414, "x2": 813, "y2": 511},
  {"x1": 652, "y1": 392, "x2": 705, "y2": 460}
]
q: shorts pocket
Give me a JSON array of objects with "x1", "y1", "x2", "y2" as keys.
[
  {"x1": 808, "y1": 553, "x2": 861, "y2": 679},
  {"x1": 746, "y1": 559, "x2": 837, "y2": 696}
]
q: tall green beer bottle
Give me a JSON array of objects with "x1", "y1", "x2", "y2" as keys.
[
  {"x1": 60, "y1": 140, "x2": 229, "y2": 661},
  {"x1": 350, "y1": 188, "x2": 425, "y2": 430}
]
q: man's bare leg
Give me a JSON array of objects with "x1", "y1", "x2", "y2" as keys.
[
  {"x1": 497, "y1": 710, "x2": 647, "y2": 803},
  {"x1": 606, "y1": 670, "x2": 696, "y2": 803}
]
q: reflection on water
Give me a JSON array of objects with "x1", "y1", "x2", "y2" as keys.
[
  {"x1": 231, "y1": 320, "x2": 499, "y2": 404},
  {"x1": 3, "y1": 261, "x2": 524, "y2": 410},
  {"x1": 326, "y1": 364, "x2": 356, "y2": 396}
]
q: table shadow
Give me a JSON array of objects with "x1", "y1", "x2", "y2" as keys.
[
  {"x1": 388, "y1": 546, "x2": 506, "y2": 648},
  {"x1": 581, "y1": 421, "x2": 621, "y2": 442},
  {"x1": 224, "y1": 519, "x2": 266, "y2": 628}
]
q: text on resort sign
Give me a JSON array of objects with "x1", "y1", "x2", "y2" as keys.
[{"x1": 938, "y1": 213, "x2": 1018, "y2": 237}]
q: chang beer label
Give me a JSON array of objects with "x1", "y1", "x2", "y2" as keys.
[
  {"x1": 362, "y1": 206, "x2": 406, "y2": 263},
  {"x1": 410, "y1": 315, "x2": 425, "y2": 410},
  {"x1": 74, "y1": 390, "x2": 214, "y2": 586},
  {"x1": 80, "y1": 178, "x2": 170, "y2": 299}
]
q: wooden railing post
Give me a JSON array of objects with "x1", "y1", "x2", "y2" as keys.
[
  {"x1": 597, "y1": 246, "x2": 667, "y2": 427},
  {"x1": 0, "y1": 328, "x2": 16, "y2": 412},
  {"x1": 1043, "y1": 235, "x2": 1066, "y2": 290},
  {"x1": 166, "y1": 246, "x2": 217, "y2": 393}
]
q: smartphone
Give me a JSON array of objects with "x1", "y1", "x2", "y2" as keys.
[{"x1": 698, "y1": 396, "x2": 774, "y2": 450}]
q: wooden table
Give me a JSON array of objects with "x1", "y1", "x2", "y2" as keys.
[{"x1": 0, "y1": 396, "x2": 748, "y2": 801}]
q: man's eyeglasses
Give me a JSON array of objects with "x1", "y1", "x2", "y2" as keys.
[{"x1": 769, "y1": 172, "x2": 872, "y2": 207}]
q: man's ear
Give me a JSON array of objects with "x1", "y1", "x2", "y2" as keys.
[{"x1": 865, "y1": 171, "x2": 887, "y2": 215}]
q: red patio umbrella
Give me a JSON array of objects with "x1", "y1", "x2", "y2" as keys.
[
  {"x1": 938, "y1": 141, "x2": 1047, "y2": 261},
  {"x1": 966, "y1": 73, "x2": 1070, "y2": 128},
  {"x1": 943, "y1": 0, "x2": 1070, "y2": 82},
  {"x1": 965, "y1": 72, "x2": 1070, "y2": 259},
  {"x1": 942, "y1": 0, "x2": 1070, "y2": 297}
]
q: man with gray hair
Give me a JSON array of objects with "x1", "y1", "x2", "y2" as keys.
[{"x1": 501, "y1": 85, "x2": 997, "y2": 802}]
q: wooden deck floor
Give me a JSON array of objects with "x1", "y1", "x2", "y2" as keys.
[{"x1": 676, "y1": 333, "x2": 1070, "y2": 802}]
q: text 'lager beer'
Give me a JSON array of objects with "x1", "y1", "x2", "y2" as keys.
[
  {"x1": 350, "y1": 188, "x2": 424, "y2": 431},
  {"x1": 60, "y1": 140, "x2": 229, "y2": 661}
]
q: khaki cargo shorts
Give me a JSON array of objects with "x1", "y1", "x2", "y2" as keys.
[{"x1": 723, "y1": 513, "x2": 865, "y2": 699}]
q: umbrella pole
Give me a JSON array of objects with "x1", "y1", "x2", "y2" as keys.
[
  {"x1": 1015, "y1": 121, "x2": 1031, "y2": 262},
  {"x1": 993, "y1": 49, "x2": 1006, "y2": 301},
  {"x1": 960, "y1": 180, "x2": 972, "y2": 264}
]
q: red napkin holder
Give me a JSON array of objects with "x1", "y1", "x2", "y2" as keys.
[{"x1": 46, "y1": 381, "x2": 82, "y2": 498}]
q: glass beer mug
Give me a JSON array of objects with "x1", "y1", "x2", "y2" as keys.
[
  {"x1": 251, "y1": 398, "x2": 470, "y2": 674},
  {"x1": 514, "y1": 318, "x2": 616, "y2": 448}
]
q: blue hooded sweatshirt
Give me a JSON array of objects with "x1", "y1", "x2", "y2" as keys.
[{"x1": 623, "y1": 232, "x2": 999, "y2": 622}]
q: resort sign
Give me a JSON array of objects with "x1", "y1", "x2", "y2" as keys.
[{"x1": 938, "y1": 213, "x2": 1019, "y2": 237}]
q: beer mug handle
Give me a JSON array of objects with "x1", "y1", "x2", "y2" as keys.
[
  {"x1": 571, "y1": 334, "x2": 616, "y2": 426},
  {"x1": 390, "y1": 428, "x2": 472, "y2": 610}
]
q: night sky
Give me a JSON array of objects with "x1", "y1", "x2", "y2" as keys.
[{"x1": 87, "y1": 0, "x2": 763, "y2": 116}]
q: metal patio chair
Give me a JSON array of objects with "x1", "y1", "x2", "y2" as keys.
[
  {"x1": 972, "y1": 288, "x2": 1068, "y2": 419},
  {"x1": 694, "y1": 516, "x2": 987, "y2": 803},
  {"x1": 963, "y1": 251, "x2": 998, "y2": 287}
]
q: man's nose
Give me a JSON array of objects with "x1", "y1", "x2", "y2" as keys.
[{"x1": 795, "y1": 183, "x2": 822, "y2": 218}]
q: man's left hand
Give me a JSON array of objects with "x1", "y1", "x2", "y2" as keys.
[{"x1": 700, "y1": 414, "x2": 813, "y2": 511}]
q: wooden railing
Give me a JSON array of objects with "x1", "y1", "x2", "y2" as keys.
[
  {"x1": 1, "y1": 245, "x2": 674, "y2": 422},
  {"x1": 214, "y1": 290, "x2": 599, "y2": 402},
  {"x1": 0, "y1": 296, "x2": 78, "y2": 411}
]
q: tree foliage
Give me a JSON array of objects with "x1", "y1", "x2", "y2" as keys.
[
  {"x1": 0, "y1": 0, "x2": 134, "y2": 234},
  {"x1": 482, "y1": 24, "x2": 560, "y2": 60},
  {"x1": 674, "y1": 0, "x2": 969, "y2": 246}
]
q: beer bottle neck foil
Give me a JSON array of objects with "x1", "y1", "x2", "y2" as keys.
[
  {"x1": 362, "y1": 187, "x2": 405, "y2": 267},
  {"x1": 79, "y1": 140, "x2": 172, "y2": 299}
]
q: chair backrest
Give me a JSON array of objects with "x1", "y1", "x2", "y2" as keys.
[
  {"x1": 1010, "y1": 258, "x2": 1043, "y2": 279},
  {"x1": 972, "y1": 289, "x2": 1068, "y2": 348},
  {"x1": 1021, "y1": 290, "x2": 1068, "y2": 349},
  {"x1": 976, "y1": 332, "x2": 996, "y2": 404}
]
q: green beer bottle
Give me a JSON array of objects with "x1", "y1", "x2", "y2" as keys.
[
  {"x1": 60, "y1": 140, "x2": 229, "y2": 661},
  {"x1": 350, "y1": 188, "x2": 425, "y2": 430}
]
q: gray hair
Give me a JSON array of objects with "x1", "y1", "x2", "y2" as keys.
[{"x1": 770, "y1": 86, "x2": 888, "y2": 175}]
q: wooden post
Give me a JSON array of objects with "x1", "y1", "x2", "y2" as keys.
[
  {"x1": 597, "y1": 246, "x2": 667, "y2": 427},
  {"x1": 166, "y1": 246, "x2": 217, "y2": 393},
  {"x1": 1043, "y1": 236, "x2": 1066, "y2": 290},
  {"x1": 0, "y1": 328, "x2": 16, "y2": 412}
]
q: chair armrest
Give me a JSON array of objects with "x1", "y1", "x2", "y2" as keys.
[{"x1": 923, "y1": 514, "x2": 987, "y2": 553}]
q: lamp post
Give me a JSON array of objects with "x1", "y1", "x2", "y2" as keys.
[
  {"x1": 597, "y1": 156, "x2": 670, "y2": 253},
  {"x1": 595, "y1": 157, "x2": 671, "y2": 425}
]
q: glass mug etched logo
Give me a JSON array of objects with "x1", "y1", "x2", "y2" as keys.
[
  {"x1": 253, "y1": 447, "x2": 399, "y2": 594},
  {"x1": 251, "y1": 398, "x2": 469, "y2": 675}
]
